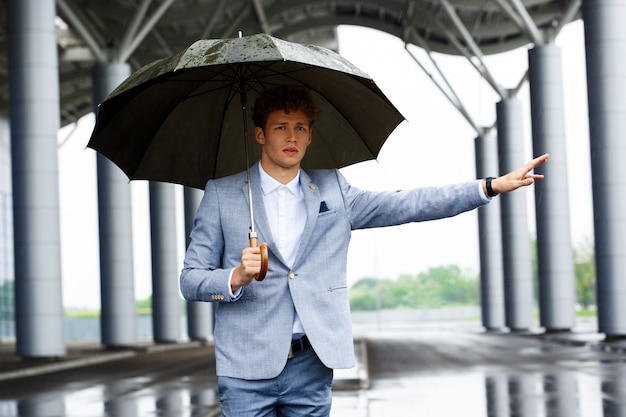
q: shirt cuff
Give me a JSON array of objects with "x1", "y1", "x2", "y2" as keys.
[
  {"x1": 478, "y1": 180, "x2": 491, "y2": 203},
  {"x1": 228, "y1": 268, "x2": 243, "y2": 300}
]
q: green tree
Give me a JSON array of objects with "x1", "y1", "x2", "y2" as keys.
[
  {"x1": 136, "y1": 296, "x2": 152, "y2": 314},
  {"x1": 531, "y1": 235, "x2": 539, "y2": 301},
  {"x1": 574, "y1": 237, "x2": 595, "y2": 309},
  {"x1": 349, "y1": 238, "x2": 597, "y2": 314},
  {"x1": 349, "y1": 265, "x2": 479, "y2": 311},
  {"x1": 348, "y1": 277, "x2": 378, "y2": 311},
  {"x1": 418, "y1": 265, "x2": 479, "y2": 306},
  {"x1": 349, "y1": 277, "x2": 396, "y2": 311}
]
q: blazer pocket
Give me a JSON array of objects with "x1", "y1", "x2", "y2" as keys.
[{"x1": 317, "y1": 208, "x2": 337, "y2": 218}]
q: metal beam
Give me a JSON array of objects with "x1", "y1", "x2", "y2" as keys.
[
  {"x1": 57, "y1": 0, "x2": 108, "y2": 62},
  {"x1": 220, "y1": 3, "x2": 253, "y2": 38},
  {"x1": 253, "y1": 0, "x2": 272, "y2": 34},
  {"x1": 507, "y1": 0, "x2": 544, "y2": 44},
  {"x1": 553, "y1": 0, "x2": 582, "y2": 40},
  {"x1": 439, "y1": 0, "x2": 507, "y2": 98},
  {"x1": 404, "y1": 38, "x2": 481, "y2": 135},
  {"x1": 202, "y1": 0, "x2": 229, "y2": 39},
  {"x1": 118, "y1": 0, "x2": 176, "y2": 62},
  {"x1": 490, "y1": 0, "x2": 529, "y2": 38},
  {"x1": 116, "y1": 0, "x2": 152, "y2": 61},
  {"x1": 150, "y1": 28, "x2": 176, "y2": 57}
]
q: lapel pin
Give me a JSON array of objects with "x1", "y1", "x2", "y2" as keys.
[{"x1": 309, "y1": 185, "x2": 316, "y2": 190}]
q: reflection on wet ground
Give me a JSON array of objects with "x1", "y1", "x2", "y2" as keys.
[
  {"x1": 334, "y1": 329, "x2": 626, "y2": 417},
  {"x1": 0, "y1": 345, "x2": 221, "y2": 417},
  {"x1": 333, "y1": 367, "x2": 609, "y2": 416},
  {"x1": 2, "y1": 327, "x2": 626, "y2": 416},
  {"x1": 7, "y1": 385, "x2": 219, "y2": 417}
]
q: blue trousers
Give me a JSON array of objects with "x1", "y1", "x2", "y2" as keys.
[{"x1": 218, "y1": 348, "x2": 334, "y2": 417}]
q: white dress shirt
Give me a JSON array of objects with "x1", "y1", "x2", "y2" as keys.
[{"x1": 258, "y1": 164, "x2": 307, "y2": 336}]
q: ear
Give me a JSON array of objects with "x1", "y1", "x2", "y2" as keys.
[{"x1": 255, "y1": 126, "x2": 265, "y2": 145}]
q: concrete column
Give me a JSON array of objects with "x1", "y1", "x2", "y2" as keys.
[
  {"x1": 184, "y1": 186, "x2": 212, "y2": 340},
  {"x1": 475, "y1": 132, "x2": 506, "y2": 331},
  {"x1": 485, "y1": 375, "x2": 508, "y2": 417},
  {"x1": 18, "y1": 395, "x2": 65, "y2": 417},
  {"x1": 496, "y1": 98, "x2": 535, "y2": 331},
  {"x1": 0, "y1": 114, "x2": 13, "y2": 343},
  {"x1": 92, "y1": 63, "x2": 136, "y2": 347},
  {"x1": 528, "y1": 44, "x2": 576, "y2": 332},
  {"x1": 150, "y1": 182, "x2": 180, "y2": 342},
  {"x1": 583, "y1": 0, "x2": 626, "y2": 338},
  {"x1": 508, "y1": 374, "x2": 542, "y2": 416},
  {"x1": 8, "y1": 0, "x2": 65, "y2": 357},
  {"x1": 543, "y1": 373, "x2": 580, "y2": 417},
  {"x1": 0, "y1": 113, "x2": 10, "y2": 195}
]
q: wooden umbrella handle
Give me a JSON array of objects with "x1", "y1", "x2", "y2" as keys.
[{"x1": 249, "y1": 237, "x2": 268, "y2": 281}]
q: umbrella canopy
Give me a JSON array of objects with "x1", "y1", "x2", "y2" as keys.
[{"x1": 88, "y1": 33, "x2": 404, "y2": 190}]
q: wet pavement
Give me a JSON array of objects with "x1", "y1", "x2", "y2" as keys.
[
  {"x1": 342, "y1": 328, "x2": 623, "y2": 417},
  {"x1": 1, "y1": 325, "x2": 626, "y2": 416}
]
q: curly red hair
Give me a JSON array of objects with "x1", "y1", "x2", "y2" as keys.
[{"x1": 252, "y1": 85, "x2": 320, "y2": 129}]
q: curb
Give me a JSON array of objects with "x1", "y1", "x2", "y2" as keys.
[
  {"x1": 0, "y1": 340, "x2": 209, "y2": 383},
  {"x1": 0, "y1": 350, "x2": 136, "y2": 382}
]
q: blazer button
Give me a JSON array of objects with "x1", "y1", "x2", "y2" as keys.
[{"x1": 289, "y1": 272, "x2": 295, "y2": 279}]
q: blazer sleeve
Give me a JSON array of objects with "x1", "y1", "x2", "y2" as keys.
[
  {"x1": 335, "y1": 170, "x2": 489, "y2": 230},
  {"x1": 180, "y1": 180, "x2": 238, "y2": 302}
]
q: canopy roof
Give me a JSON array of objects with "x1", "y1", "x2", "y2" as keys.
[{"x1": 0, "y1": 0, "x2": 580, "y2": 127}]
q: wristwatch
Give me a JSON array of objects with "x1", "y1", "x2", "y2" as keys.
[{"x1": 486, "y1": 177, "x2": 498, "y2": 197}]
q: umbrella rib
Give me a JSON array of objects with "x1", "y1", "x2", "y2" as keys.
[{"x1": 173, "y1": 62, "x2": 324, "y2": 100}]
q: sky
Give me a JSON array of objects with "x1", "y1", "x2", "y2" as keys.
[{"x1": 57, "y1": 21, "x2": 592, "y2": 309}]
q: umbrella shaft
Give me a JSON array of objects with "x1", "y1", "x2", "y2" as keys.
[{"x1": 240, "y1": 81, "x2": 256, "y2": 235}]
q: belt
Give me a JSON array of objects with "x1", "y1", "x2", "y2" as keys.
[{"x1": 288, "y1": 335, "x2": 311, "y2": 359}]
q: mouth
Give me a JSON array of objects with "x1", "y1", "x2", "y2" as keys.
[{"x1": 283, "y1": 147, "x2": 298, "y2": 156}]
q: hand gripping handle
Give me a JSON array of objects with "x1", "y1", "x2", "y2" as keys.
[{"x1": 249, "y1": 236, "x2": 268, "y2": 281}]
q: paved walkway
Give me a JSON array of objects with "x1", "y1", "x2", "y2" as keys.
[{"x1": 1, "y1": 325, "x2": 626, "y2": 416}]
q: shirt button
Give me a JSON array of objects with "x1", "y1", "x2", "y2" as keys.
[{"x1": 289, "y1": 272, "x2": 295, "y2": 279}]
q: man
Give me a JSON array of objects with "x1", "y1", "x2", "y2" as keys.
[{"x1": 180, "y1": 85, "x2": 549, "y2": 416}]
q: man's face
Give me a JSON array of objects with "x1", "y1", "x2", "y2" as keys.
[{"x1": 255, "y1": 109, "x2": 312, "y2": 174}]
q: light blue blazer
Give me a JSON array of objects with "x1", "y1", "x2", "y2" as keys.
[{"x1": 180, "y1": 162, "x2": 488, "y2": 380}]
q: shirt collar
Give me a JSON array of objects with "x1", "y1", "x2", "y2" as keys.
[{"x1": 258, "y1": 163, "x2": 301, "y2": 196}]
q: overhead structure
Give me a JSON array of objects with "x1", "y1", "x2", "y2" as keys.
[{"x1": 0, "y1": 0, "x2": 580, "y2": 129}]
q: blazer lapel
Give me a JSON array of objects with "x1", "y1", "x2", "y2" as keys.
[
  {"x1": 293, "y1": 170, "x2": 320, "y2": 269},
  {"x1": 244, "y1": 163, "x2": 286, "y2": 266}
]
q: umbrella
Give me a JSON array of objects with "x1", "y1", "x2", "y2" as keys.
[{"x1": 88, "y1": 33, "x2": 404, "y2": 280}]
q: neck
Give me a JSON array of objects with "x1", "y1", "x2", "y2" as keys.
[{"x1": 260, "y1": 160, "x2": 299, "y2": 185}]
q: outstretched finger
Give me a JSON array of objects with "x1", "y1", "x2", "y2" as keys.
[
  {"x1": 527, "y1": 173, "x2": 545, "y2": 180},
  {"x1": 526, "y1": 153, "x2": 549, "y2": 170},
  {"x1": 518, "y1": 154, "x2": 549, "y2": 179}
]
